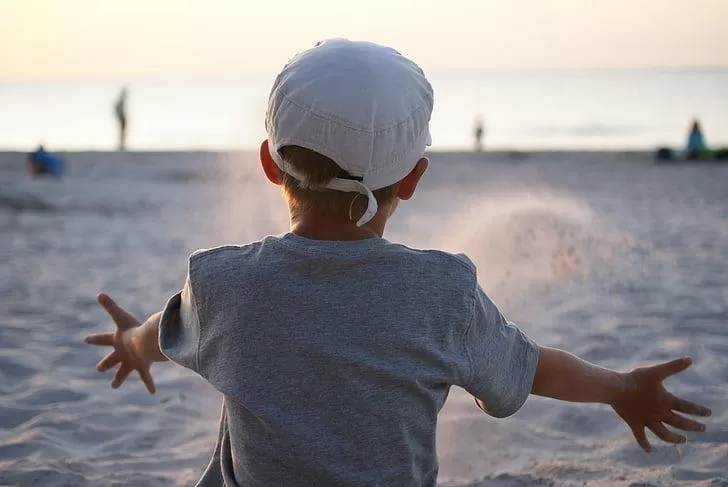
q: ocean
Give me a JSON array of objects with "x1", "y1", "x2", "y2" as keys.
[
  {"x1": 1, "y1": 70, "x2": 727, "y2": 151},
  {"x1": 0, "y1": 149, "x2": 726, "y2": 486}
]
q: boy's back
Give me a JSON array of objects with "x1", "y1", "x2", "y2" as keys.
[{"x1": 160, "y1": 234, "x2": 537, "y2": 486}]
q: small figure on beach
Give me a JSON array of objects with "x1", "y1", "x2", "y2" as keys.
[
  {"x1": 114, "y1": 86, "x2": 128, "y2": 151},
  {"x1": 686, "y1": 118, "x2": 706, "y2": 160},
  {"x1": 474, "y1": 116, "x2": 485, "y2": 152},
  {"x1": 26, "y1": 145, "x2": 64, "y2": 177}
]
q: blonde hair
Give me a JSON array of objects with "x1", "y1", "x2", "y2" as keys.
[{"x1": 279, "y1": 146, "x2": 399, "y2": 220}]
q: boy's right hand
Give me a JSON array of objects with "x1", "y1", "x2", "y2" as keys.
[
  {"x1": 611, "y1": 357, "x2": 711, "y2": 452},
  {"x1": 84, "y1": 293, "x2": 156, "y2": 394}
]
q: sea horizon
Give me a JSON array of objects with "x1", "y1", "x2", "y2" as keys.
[{"x1": 2, "y1": 68, "x2": 727, "y2": 152}]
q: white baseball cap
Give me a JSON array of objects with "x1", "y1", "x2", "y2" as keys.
[{"x1": 265, "y1": 38, "x2": 434, "y2": 226}]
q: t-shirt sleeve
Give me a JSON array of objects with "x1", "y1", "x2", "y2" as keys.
[
  {"x1": 158, "y1": 277, "x2": 201, "y2": 374},
  {"x1": 462, "y1": 285, "x2": 540, "y2": 418}
]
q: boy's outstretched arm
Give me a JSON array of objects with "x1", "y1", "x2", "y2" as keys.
[
  {"x1": 531, "y1": 347, "x2": 712, "y2": 452},
  {"x1": 84, "y1": 293, "x2": 168, "y2": 394}
]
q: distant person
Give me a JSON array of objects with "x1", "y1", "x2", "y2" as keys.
[
  {"x1": 474, "y1": 117, "x2": 485, "y2": 152},
  {"x1": 114, "y1": 86, "x2": 128, "y2": 151},
  {"x1": 656, "y1": 119, "x2": 728, "y2": 163},
  {"x1": 84, "y1": 40, "x2": 711, "y2": 486},
  {"x1": 26, "y1": 145, "x2": 64, "y2": 177},
  {"x1": 686, "y1": 118, "x2": 706, "y2": 160}
]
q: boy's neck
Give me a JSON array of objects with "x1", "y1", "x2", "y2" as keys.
[{"x1": 290, "y1": 213, "x2": 385, "y2": 241}]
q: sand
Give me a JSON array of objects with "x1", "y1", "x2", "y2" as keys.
[{"x1": 0, "y1": 150, "x2": 726, "y2": 486}]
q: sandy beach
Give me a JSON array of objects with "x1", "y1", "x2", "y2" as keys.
[{"x1": 0, "y1": 150, "x2": 726, "y2": 486}]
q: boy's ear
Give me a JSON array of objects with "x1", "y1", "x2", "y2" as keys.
[
  {"x1": 396, "y1": 157, "x2": 428, "y2": 201},
  {"x1": 260, "y1": 140, "x2": 282, "y2": 185}
]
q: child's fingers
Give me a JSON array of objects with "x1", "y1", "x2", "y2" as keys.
[
  {"x1": 652, "y1": 356, "x2": 691, "y2": 380},
  {"x1": 139, "y1": 369, "x2": 156, "y2": 395},
  {"x1": 648, "y1": 421, "x2": 686, "y2": 444},
  {"x1": 668, "y1": 393, "x2": 712, "y2": 417},
  {"x1": 631, "y1": 425, "x2": 652, "y2": 453},
  {"x1": 96, "y1": 293, "x2": 138, "y2": 331},
  {"x1": 84, "y1": 333, "x2": 114, "y2": 346},
  {"x1": 662, "y1": 411, "x2": 705, "y2": 432},
  {"x1": 111, "y1": 363, "x2": 133, "y2": 389},
  {"x1": 96, "y1": 351, "x2": 121, "y2": 372}
]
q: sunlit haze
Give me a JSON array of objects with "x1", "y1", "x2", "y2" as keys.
[{"x1": 2, "y1": 0, "x2": 726, "y2": 80}]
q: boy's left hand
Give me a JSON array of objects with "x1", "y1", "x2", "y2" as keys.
[
  {"x1": 611, "y1": 357, "x2": 711, "y2": 452},
  {"x1": 84, "y1": 293, "x2": 156, "y2": 394}
]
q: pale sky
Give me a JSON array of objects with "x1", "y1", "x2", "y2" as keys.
[{"x1": 1, "y1": 0, "x2": 726, "y2": 80}]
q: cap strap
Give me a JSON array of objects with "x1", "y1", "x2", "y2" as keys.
[
  {"x1": 325, "y1": 178, "x2": 378, "y2": 227},
  {"x1": 280, "y1": 164, "x2": 378, "y2": 227}
]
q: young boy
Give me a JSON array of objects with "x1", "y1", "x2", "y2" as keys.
[{"x1": 85, "y1": 39, "x2": 711, "y2": 486}]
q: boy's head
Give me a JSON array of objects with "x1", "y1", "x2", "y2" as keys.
[{"x1": 261, "y1": 39, "x2": 433, "y2": 228}]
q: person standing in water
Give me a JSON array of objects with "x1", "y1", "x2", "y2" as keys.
[
  {"x1": 474, "y1": 116, "x2": 485, "y2": 152},
  {"x1": 686, "y1": 118, "x2": 706, "y2": 160},
  {"x1": 114, "y1": 86, "x2": 129, "y2": 151}
]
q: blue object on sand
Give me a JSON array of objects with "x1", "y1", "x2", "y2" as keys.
[{"x1": 29, "y1": 146, "x2": 65, "y2": 177}]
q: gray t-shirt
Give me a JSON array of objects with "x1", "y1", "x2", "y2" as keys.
[{"x1": 159, "y1": 233, "x2": 539, "y2": 486}]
